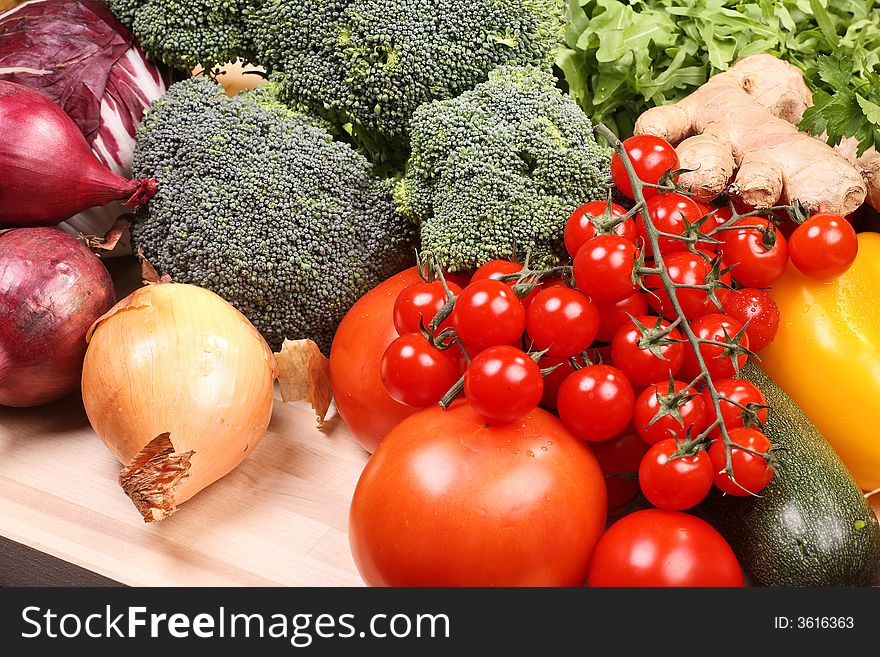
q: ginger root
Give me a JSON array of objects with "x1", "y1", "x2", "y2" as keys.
[{"x1": 634, "y1": 54, "x2": 867, "y2": 215}]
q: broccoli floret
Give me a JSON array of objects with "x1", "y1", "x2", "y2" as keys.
[
  {"x1": 130, "y1": 76, "x2": 418, "y2": 353},
  {"x1": 106, "y1": 0, "x2": 256, "y2": 71},
  {"x1": 396, "y1": 66, "x2": 612, "y2": 272},
  {"x1": 245, "y1": 0, "x2": 565, "y2": 163}
]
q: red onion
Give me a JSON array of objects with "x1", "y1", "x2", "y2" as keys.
[
  {"x1": 0, "y1": 80, "x2": 158, "y2": 228},
  {"x1": 0, "y1": 0, "x2": 170, "y2": 246},
  {"x1": 0, "y1": 227, "x2": 116, "y2": 407}
]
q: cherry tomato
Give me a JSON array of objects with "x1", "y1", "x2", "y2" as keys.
[
  {"x1": 702, "y1": 378, "x2": 768, "y2": 438},
  {"x1": 610, "y1": 135, "x2": 679, "y2": 201},
  {"x1": 633, "y1": 380, "x2": 708, "y2": 445},
  {"x1": 471, "y1": 259, "x2": 540, "y2": 307},
  {"x1": 589, "y1": 429, "x2": 649, "y2": 513},
  {"x1": 464, "y1": 346, "x2": 543, "y2": 424},
  {"x1": 721, "y1": 288, "x2": 780, "y2": 352},
  {"x1": 789, "y1": 213, "x2": 859, "y2": 280},
  {"x1": 453, "y1": 279, "x2": 526, "y2": 355},
  {"x1": 573, "y1": 234, "x2": 638, "y2": 303},
  {"x1": 638, "y1": 439, "x2": 714, "y2": 510},
  {"x1": 380, "y1": 333, "x2": 461, "y2": 407},
  {"x1": 442, "y1": 270, "x2": 471, "y2": 288},
  {"x1": 681, "y1": 313, "x2": 749, "y2": 381},
  {"x1": 349, "y1": 402, "x2": 608, "y2": 586},
  {"x1": 538, "y1": 356, "x2": 576, "y2": 411},
  {"x1": 593, "y1": 293, "x2": 650, "y2": 343},
  {"x1": 610, "y1": 315, "x2": 685, "y2": 387},
  {"x1": 644, "y1": 251, "x2": 730, "y2": 320},
  {"x1": 525, "y1": 287, "x2": 599, "y2": 358},
  {"x1": 587, "y1": 509, "x2": 744, "y2": 587},
  {"x1": 393, "y1": 280, "x2": 462, "y2": 335},
  {"x1": 557, "y1": 364, "x2": 635, "y2": 442},
  {"x1": 330, "y1": 268, "x2": 422, "y2": 453},
  {"x1": 709, "y1": 427, "x2": 774, "y2": 496},
  {"x1": 639, "y1": 193, "x2": 715, "y2": 256},
  {"x1": 565, "y1": 200, "x2": 634, "y2": 257},
  {"x1": 719, "y1": 218, "x2": 788, "y2": 288}
]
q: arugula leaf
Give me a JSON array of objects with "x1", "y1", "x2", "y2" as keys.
[{"x1": 559, "y1": 0, "x2": 880, "y2": 153}]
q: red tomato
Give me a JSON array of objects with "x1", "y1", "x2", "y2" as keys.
[
  {"x1": 719, "y1": 218, "x2": 789, "y2": 288},
  {"x1": 702, "y1": 378, "x2": 768, "y2": 438},
  {"x1": 380, "y1": 333, "x2": 461, "y2": 407},
  {"x1": 330, "y1": 268, "x2": 422, "y2": 453},
  {"x1": 610, "y1": 315, "x2": 685, "y2": 387},
  {"x1": 349, "y1": 403, "x2": 608, "y2": 586},
  {"x1": 453, "y1": 279, "x2": 525, "y2": 355},
  {"x1": 526, "y1": 287, "x2": 599, "y2": 358},
  {"x1": 593, "y1": 293, "x2": 650, "y2": 343},
  {"x1": 587, "y1": 509, "x2": 744, "y2": 587},
  {"x1": 638, "y1": 438, "x2": 713, "y2": 510},
  {"x1": 633, "y1": 380, "x2": 708, "y2": 445},
  {"x1": 639, "y1": 193, "x2": 714, "y2": 256},
  {"x1": 538, "y1": 356, "x2": 576, "y2": 411},
  {"x1": 557, "y1": 364, "x2": 635, "y2": 442},
  {"x1": 644, "y1": 251, "x2": 730, "y2": 320},
  {"x1": 471, "y1": 259, "x2": 540, "y2": 307},
  {"x1": 464, "y1": 346, "x2": 543, "y2": 424},
  {"x1": 573, "y1": 234, "x2": 639, "y2": 303},
  {"x1": 722, "y1": 288, "x2": 780, "y2": 352},
  {"x1": 610, "y1": 135, "x2": 679, "y2": 201},
  {"x1": 709, "y1": 427, "x2": 774, "y2": 496},
  {"x1": 588, "y1": 429, "x2": 649, "y2": 513},
  {"x1": 681, "y1": 313, "x2": 749, "y2": 381},
  {"x1": 565, "y1": 200, "x2": 634, "y2": 257},
  {"x1": 788, "y1": 213, "x2": 859, "y2": 280},
  {"x1": 393, "y1": 280, "x2": 462, "y2": 335}
]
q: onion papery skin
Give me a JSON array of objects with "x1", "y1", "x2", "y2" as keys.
[
  {"x1": 0, "y1": 80, "x2": 157, "y2": 228},
  {"x1": 81, "y1": 283, "x2": 277, "y2": 522},
  {"x1": 0, "y1": 227, "x2": 115, "y2": 407}
]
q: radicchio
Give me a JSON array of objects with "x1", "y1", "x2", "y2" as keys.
[{"x1": 0, "y1": 0, "x2": 170, "y2": 251}]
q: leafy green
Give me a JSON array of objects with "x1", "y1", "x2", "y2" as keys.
[
  {"x1": 800, "y1": 55, "x2": 880, "y2": 155},
  {"x1": 559, "y1": 0, "x2": 880, "y2": 149}
]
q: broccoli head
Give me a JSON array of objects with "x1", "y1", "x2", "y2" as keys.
[
  {"x1": 130, "y1": 76, "x2": 418, "y2": 353},
  {"x1": 245, "y1": 0, "x2": 565, "y2": 163},
  {"x1": 395, "y1": 66, "x2": 612, "y2": 272},
  {"x1": 106, "y1": 0, "x2": 256, "y2": 71}
]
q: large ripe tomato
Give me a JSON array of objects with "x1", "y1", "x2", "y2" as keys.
[
  {"x1": 349, "y1": 403, "x2": 608, "y2": 586},
  {"x1": 587, "y1": 509, "x2": 744, "y2": 587},
  {"x1": 329, "y1": 267, "x2": 422, "y2": 453}
]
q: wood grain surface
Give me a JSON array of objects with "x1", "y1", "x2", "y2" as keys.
[{"x1": 0, "y1": 392, "x2": 370, "y2": 586}]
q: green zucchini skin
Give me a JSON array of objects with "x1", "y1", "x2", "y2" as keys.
[{"x1": 697, "y1": 363, "x2": 880, "y2": 586}]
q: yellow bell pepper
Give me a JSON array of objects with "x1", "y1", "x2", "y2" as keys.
[{"x1": 760, "y1": 232, "x2": 880, "y2": 492}]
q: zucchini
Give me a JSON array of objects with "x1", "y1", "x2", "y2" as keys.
[{"x1": 697, "y1": 362, "x2": 880, "y2": 586}]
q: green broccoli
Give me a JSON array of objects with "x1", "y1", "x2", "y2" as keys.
[
  {"x1": 245, "y1": 0, "x2": 565, "y2": 163},
  {"x1": 130, "y1": 76, "x2": 418, "y2": 353},
  {"x1": 396, "y1": 66, "x2": 612, "y2": 272},
  {"x1": 106, "y1": 0, "x2": 256, "y2": 71}
]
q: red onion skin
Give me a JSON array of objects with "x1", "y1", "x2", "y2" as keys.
[
  {"x1": 0, "y1": 227, "x2": 116, "y2": 407},
  {"x1": 0, "y1": 80, "x2": 157, "y2": 228}
]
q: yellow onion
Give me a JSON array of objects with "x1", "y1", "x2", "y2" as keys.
[{"x1": 82, "y1": 282, "x2": 277, "y2": 522}]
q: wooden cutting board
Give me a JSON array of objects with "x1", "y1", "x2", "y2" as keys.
[{"x1": 0, "y1": 391, "x2": 370, "y2": 586}]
